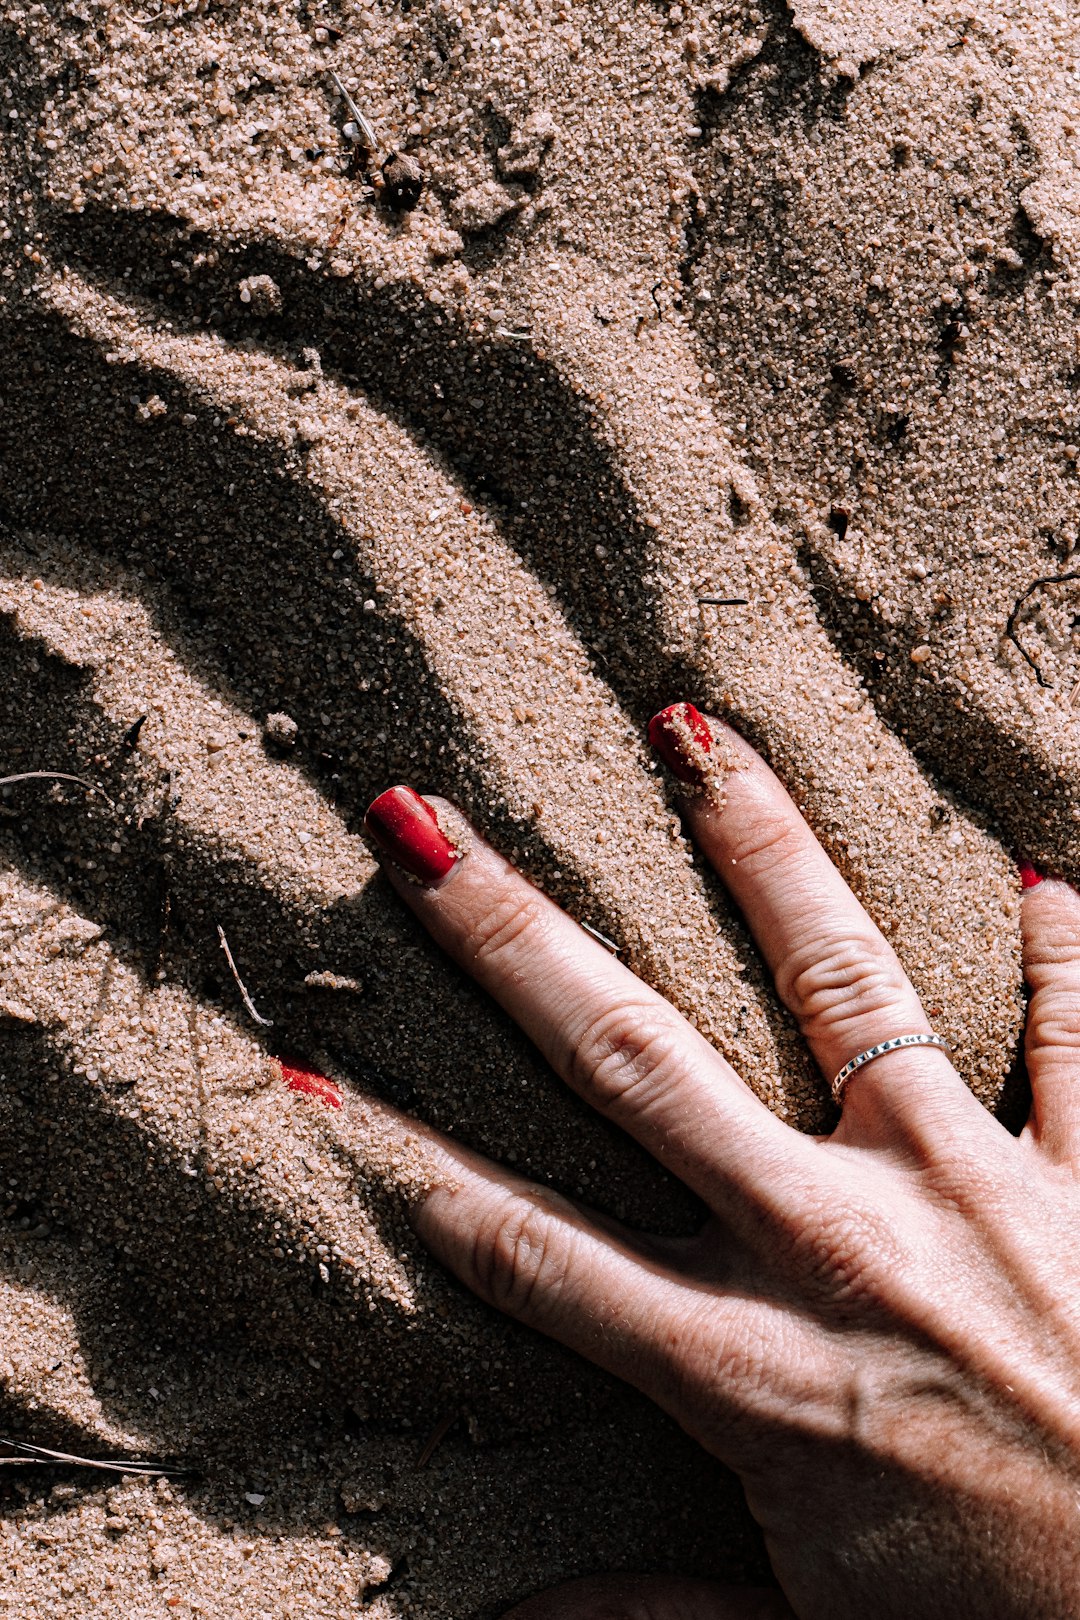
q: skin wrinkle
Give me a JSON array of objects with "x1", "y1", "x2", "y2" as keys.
[
  {"x1": 383, "y1": 724, "x2": 1080, "y2": 1617},
  {"x1": 460, "y1": 884, "x2": 557, "y2": 979},
  {"x1": 1026, "y1": 988, "x2": 1080, "y2": 1058},
  {"x1": 782, "y1": 943, "x2": 907, "y2": 1025},
  {"x1": 822, "y1": 1200, "x2": 1080, "y2": 1486},
  {"x1": 565, "y1": 1006, "x2": 689, "y2": 1115}
]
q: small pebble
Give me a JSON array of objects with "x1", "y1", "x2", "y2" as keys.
[
  {"x1": 381, "y1": 151, "x2": 424, "y2": 212},
  {"x1": 236, "y1": 274, "x2": 283, "y2": 316},
  {"x1": 450, "y1": 179, "x2": 524, "y2": 235},
  {"x1": 496, "y1": 110, "x2": 556, "y2": 179},
  {"x1": 263, "y1": 711, "x2": 298, "y2": 751}
]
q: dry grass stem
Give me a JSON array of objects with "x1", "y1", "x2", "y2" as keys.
[
  {"x1": 216, "y1": 923, "x2": 273, "y2": 1027},
  {"x1": 0, "y1": 1438, "x2": 193, "y2": 1476},
  {"x1": 415, "y1": 1411, "x2": 458, "y2": 1470},
  {"x1": 580, "y1": 920, "x2": 620, "y2": 954},
  {"x1": 0, "y1": 771, "x2": 117, "y2": 810},
  {"x1": 329, "y1": 70, "x2": 379, "y2": 151}
]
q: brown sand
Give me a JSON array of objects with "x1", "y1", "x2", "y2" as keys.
[{"x1": 0, "y1": 0, "x2": 1075, "y2": 1611}]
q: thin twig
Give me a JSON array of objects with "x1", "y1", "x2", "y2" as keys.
[
  {"x1": 1005, "y1": 570, "x2": 1080, "y2": 688},
  {"x1": 580, "y1": 920, "x2": 620, "y2": 954},
  {"x1": 415, "y1": 1411, "x2": 458, "y2": 1470},
  {"x1": 0, "y1": 1438, "x2": 193, "y2": 1477},
  {"x1": 0, "y1": 771, "x2": 116, "y2": 810},
  {"x1": 697, "y1": 597, "x2": 750, "y2": 607},
  {"x1": 329, "y1": 70, "x2": 379, "y2": 150},
  {"x1": 216, "y1": 925, "x2": 273, "y2": 1027}
]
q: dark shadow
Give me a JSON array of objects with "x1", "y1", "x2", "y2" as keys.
[
  {"x1": 802, "y1": 545, "x2": 1080, "y2": 882},
  {"x1": 0, "y1": 292, "x2": 811, "y2": 1121},
  {"x1": 47, "y1": 209, "x2": 686, "y2": 729},
  {"x1": 0, "y1": 611, "x2": 700, "y2": 1230},
  {"x1": 0, "y1": 573, "x2": 709, "y2": 1224},
  {"x1": 44, "y1": 193, "x2": 1070, "y2": 887},
  {"x1": 0, "y1": 1022, "x2": 763, "y2": 1609},
  {"x1": 680, "y1": 13, "x2": 1080, "y2": 880},
  {"x1": 0, "y1": 1019, "x2": 590, "y2": 1434}
]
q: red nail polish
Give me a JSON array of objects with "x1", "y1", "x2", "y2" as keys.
[
  {"x1": 365, "y1": 785, "x2": 460, "y2": 885},
  {"x1": 275, "y1": 1058, "x2": 343, "y2": 1109},
  {"x1": 648, "y1": 702, "x2": 714, "y2": 786},
  {"x1": 1019, "y1": 859, "x2": 1045, "y2": 890}
]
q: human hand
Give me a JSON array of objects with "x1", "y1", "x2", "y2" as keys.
[{"x1": 364, "y1": 705, "x2": 1080, "y2": 1620}]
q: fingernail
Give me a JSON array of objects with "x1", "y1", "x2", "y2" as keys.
[
  {"x1": 1019, "y1": 858, "x2": 1045, "y2": 890},
  {"x1": 648, "y1": 702, "x2": 714, "y2": 786},
  {"x1": 365, "y1": 785, "x2": 462, "y2": 885},
  {"x1": 274, "y1": 1058, "x2": 343, "y2": 1108}
]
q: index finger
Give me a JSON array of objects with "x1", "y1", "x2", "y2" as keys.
[{"x1": 364, "y1": 786, "x2": 809, "y2": 1211}]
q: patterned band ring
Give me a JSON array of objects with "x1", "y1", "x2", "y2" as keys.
[{"x1": 830, "y1": 1033, "x2": 951, "y2": 1108}]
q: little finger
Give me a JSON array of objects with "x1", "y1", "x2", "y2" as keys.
[
  {"x1": 414, "y1": 1130, "x2": 733, "y2": 1406},
  {"x1": 1019, "y1": 863, "x2": 1080, "y2": 1163}
]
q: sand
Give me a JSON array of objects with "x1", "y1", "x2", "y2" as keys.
[{"x1": 0, "y1": 0, "x2": 1075, "y2": 1611}]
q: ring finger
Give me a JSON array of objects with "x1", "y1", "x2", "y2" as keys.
[{"x1": 648, "y1": 705, "x2": 969, "y2": 1147}]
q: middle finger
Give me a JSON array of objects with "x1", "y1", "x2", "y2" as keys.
[
  {"x1": 648, "y1": 705, "x2": 971, "y2": 1146},
  {"x1": 364, "y1": 785, "x2": 811, "y2": 1210}
]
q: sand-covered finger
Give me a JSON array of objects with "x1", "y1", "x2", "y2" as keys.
[
  {"x1": 653, "y1": 711, "x2": 968, "y2": 1141},
  {"x1": 1021, "y1": 874, "x2": 1080, "y2": 1161},
  {"x1": 370, "y1": 793, "x2": 809, "y2": 1208}
]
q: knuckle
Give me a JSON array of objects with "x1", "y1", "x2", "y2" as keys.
[
  {"x1": 460, "y1": 887, "x2": 550, "y2": 979},
  {"x1": 917, "y1": 1144, "x2": 1014, "y2": 1214},
  {"x1": 1023, "y1": 888, "x2": 1080, "y2": 979},
  {"x1": 469, "y1": 1198, "x2": 566, "y2": 1318},
  {"x1": 785, "y1": 1189, "x2": 901, "y2": 1304},
  {"x1": 566, "y1": 1001, "x2": 682, "y2": 1114},
  {"x1": 776, "y1": 933, "x2": 908, "y2": 1037},
  {"x1": 1028, "y1": 986, "x2": 1080, "y2": 1057},
  {"x1": 725, "y1": 807, "x2": 803, "y2": 874}
]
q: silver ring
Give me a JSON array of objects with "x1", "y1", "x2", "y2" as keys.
[{"x1": 831, "y1": 1033, "x2": 950, "y2": 1107}]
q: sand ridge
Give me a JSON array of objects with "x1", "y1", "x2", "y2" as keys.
[{"x1": 1, "y1": 0, "x2": 1075, "y2": 1612}]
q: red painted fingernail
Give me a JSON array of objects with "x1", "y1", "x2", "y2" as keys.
[
  {"x1": 275, "y1": 1058, "x2": 343, "y2": 1108},
  {"x1": 647, "y1": 702, "x2": 713, "y2": 786},
  {"x1": 1019, "y1": 859, "x2": 1045, "y2": 890},
  {"x1": 365, "y1": 785, "x2": 461, "y2": 885}
]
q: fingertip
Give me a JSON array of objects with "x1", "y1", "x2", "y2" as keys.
[
  {"x1": 364, "y1": 785, "x2": 469, "y2": 887},
  {"x1": 648, "y1": 701, "x2": 716, "y2": 786},
  {"x1": 1019, "y1": 858, "x2": 1045, "y2": 891}
]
